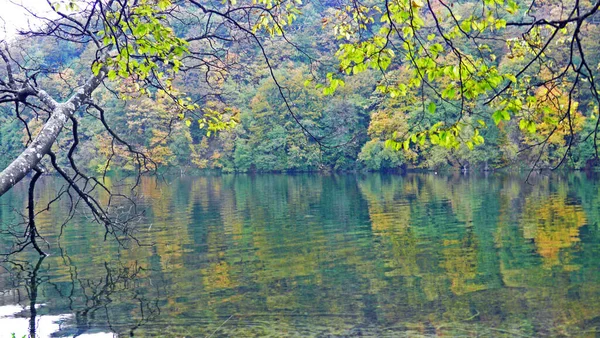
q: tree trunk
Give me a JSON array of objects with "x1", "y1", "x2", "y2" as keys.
[{"x1": 0, "y1": 69, "x2": 105, "y2": 196}]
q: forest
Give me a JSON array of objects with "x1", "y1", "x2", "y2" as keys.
[{"x1": 1, "y1": 0, "x2": 599, "y2": 176}]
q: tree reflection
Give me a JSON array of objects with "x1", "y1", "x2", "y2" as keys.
[
  {"x1": 28, "y1": 256, "x2": 44, "y2": 338},
  {"x1": 0, "y1": 249, "x2": 161, "y2": 337},
  {"x1": 1, "y1": 173, "x2": 600, "y2": 336}
]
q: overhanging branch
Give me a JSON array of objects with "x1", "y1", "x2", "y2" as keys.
[{"x1": 0, "y1": 67, "x2": 106, "y2": 196}]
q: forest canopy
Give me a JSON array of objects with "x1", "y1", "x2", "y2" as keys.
[{"x1": 1, "y1": 0, "x2": 599, "y2": 184}]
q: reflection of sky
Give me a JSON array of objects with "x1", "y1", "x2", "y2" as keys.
[{"x1": 0, "y1": 305, "x2": 114, "y2": 338}]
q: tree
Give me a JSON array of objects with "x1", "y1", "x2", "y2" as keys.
[
  {"x1": 323, "y1": 0, "x2": 600, "y2": 174},
  {"x1": 0, "y1": 0, "x2": 305, "y2": 254}
]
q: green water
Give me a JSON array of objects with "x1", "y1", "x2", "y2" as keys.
[{"x1": 1, "y1": 173, "x2": 600, "y2": 337}]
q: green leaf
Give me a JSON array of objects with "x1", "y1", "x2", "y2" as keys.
[
  {"x1": 492, "y1": 110, "x2": 504, "y2": 125},
  {"x1": 427, "y1": 102, "x2": 436, "y2": 114},
  {"x1": 495, "y1": 19, "x2": 507, "y2": 30},
  {"x1": 442, "y1": 86, "x2": 456, "y2": 99},
  {"x1": 107, "y1": 69, "x2": 117, "y2": 80},
  {"x1": 460, "y1": 19, "x2": 472, "y2": 33},
  {"x1": 507, "y1": 0, "x2": 519, "y2": 14},
  {"x1": 157, "y1": 0, "x2": 171, "y2": 10},
  {"x1": 91, "y1": 61, "x2": 103, "y2": 76},
  {"x1": 505, "y1": 73, "x2": 517, "y2": 83},
  {"x1": 520, "y1": 119, "x2": 536, "y2": 133}
]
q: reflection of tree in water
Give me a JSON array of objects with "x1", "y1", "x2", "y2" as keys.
[
  {"x1": 522, "y1": 190, "x2": 586, "y2": 268},
  {"x1": 356, "y1": 173, "x2": 600, "y2": 335},
  {"x1": 2, "y1": 174, "x2": 600, "y2": 336},
  {"x1": 0, "y1": 175, "x2": 145, "y2": 261},
  {"x1": 0, "y1": 256, "x2": 47, "y2": 338},
  {"x1": 0, "y1": 250, "x2": 161, "y2": 337}
]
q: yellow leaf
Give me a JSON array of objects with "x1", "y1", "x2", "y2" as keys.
[{"x1": 411, "y1": 0, "x2": 423, "y2": 8}]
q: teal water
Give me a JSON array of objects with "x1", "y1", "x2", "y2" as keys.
[{"x1": 0, "y1": 173, "x2": 599, "y2": 337}]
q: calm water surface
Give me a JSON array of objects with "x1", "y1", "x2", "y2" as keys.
[{"x1": 0, "y1": 173, "x2": 599, "y2": 337}]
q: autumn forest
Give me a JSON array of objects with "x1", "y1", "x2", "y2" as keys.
[{"x1": 2, "y1": 0, "x2": 600, "y2": 175}]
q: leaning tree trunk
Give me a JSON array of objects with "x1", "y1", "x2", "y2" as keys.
[{"x1": 0, "y1": 69, "x2": 106, "y2": 197}]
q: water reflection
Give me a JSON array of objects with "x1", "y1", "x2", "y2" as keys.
[
  {"x1": 0, "y1": 304, "x2": 74, "y2": 338},
  {"x1": 0, "y1": 173, "x2": 599, "y2": 336},
  {"x1": 0, "y1": 250, "x2": 159, "y2": 337}
]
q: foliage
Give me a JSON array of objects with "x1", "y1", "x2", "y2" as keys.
[
  {"x1": 320, "y1": 0, "x2": 600, "y2": 171},
  {"x1": 2, "y1": 0, "x2": 600, "y2": 174}
]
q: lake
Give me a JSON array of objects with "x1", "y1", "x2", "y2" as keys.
[{"x1": 0, "y1": 173, "x2": 599, "y2": 337}]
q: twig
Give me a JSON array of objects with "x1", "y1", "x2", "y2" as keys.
[{"x1": 206, "y1": 314, "x2": 234, "y2": 338}]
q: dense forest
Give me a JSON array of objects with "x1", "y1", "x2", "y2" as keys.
[{"x1": 1, "y1": 0, "x2": 599, "y2": 175}]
